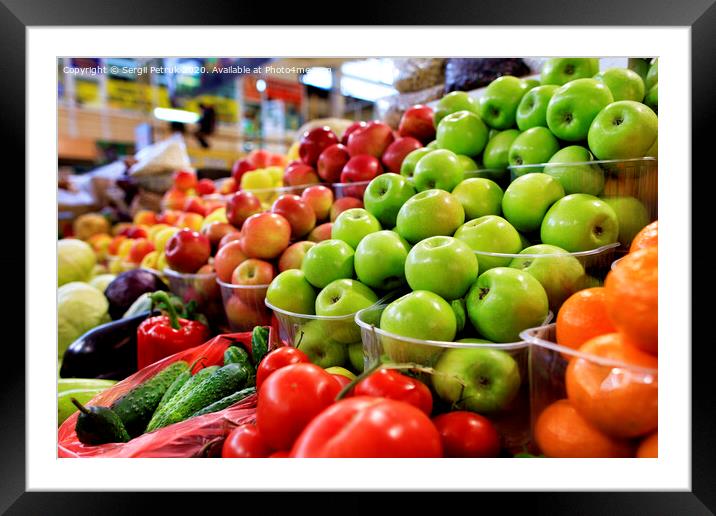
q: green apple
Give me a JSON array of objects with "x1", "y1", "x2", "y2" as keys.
[
  {"x1": 436, "y1": 110, "x2": 489, "y2": 157},
  {"x1": 594, "y1": 68, "x2": 645, "y2": 102},
  {"x1": 395, "y1": 189, "x2": 465, "y2": 244},
  {"x1": 451, "y1": 298, "x2": 467, "y2": 333},
  {"x1": 400, "y1": 147, "x2": 433, "y2": 179},
  {"x1": 502, "y1": 173, "x2": 565, "y2": 233},
  {"x1": 482, "y1": 129, "x2": 520, "y2": 170},
  {"x1": 301, "y1": 239, "x2": 355, "y2": 288},
  {"x1": 509, "y1": 244, "x2": 586, "y2": 311},
  {"x1": 465, "y1": 267, "x2": 549, "y2": 342},
  {"x1": 413, "y1": 149, "x2": 465, "y2": 192},
  {"x1": 488, "y1": 128, "x2": 500, "y2": 140},
  {"x1": 364, "y1": 173, "x2": 416, "y2": 228},
  {"x1": 315, "y1": 278, "x2": 378, "y2": 317},
  {"x1": 451, "y1": 178, "x2": 504, "y2": 220},
  {"x1": 644, "y1": 83, "x2": 658, "y2": 113},
  {"x1": 478, "y1": 76, "x2": 530, "y2": 129},
  {"x1": 266, "y1": 269, "x2": 317, "y2": 315},
  {"x1": 457, "y1": 154, "x2": 479, "y2": 173},
  {"x1": 628, "y1": 58, "x2": 651, "y2": 82},
  {"x1": 331, "y1": 208, "x2": 382, "y2": 250},
  {"x1": 354, "y1": 230, "x2": 410, "y2": 291},
  {"x1": 456, "y1": 337, "x2": 493, "y2": 344},
  {"x1": 425, "y1": 140, "x2": 440, "y2": 149},
  {"x1": 434, "y1": 91, "x2": 480, "y2": 126},
  {"x1": 405, "y1": 236, "x2": 479, "y2": 300},
  {"x1": 432, "y1": 347, "x2": 521, "y2": 412},
  {"x1": 516, "y1": 85, "x2": 558, "y2": 131},
  {"x1": 523, "y1": 78, "x2": 541, "y2": 90},
  {"x1": 587, "y1": 101, "x2": 658, "y2": 160},
  {"x1": 348, "y1": 341, "x2": 364, "y2": 373},
  {"x1": 645, "y1": 58, "x2": 658, "y2": 90},
  {"x1": 454, "y1": 215, "x2": 522, "y2": 271},
  {"x1": 601, "y1": 196, "x2": 651, "y2": 245},
  {"x1": 540, "y1": 58, "x2": 600, "y2": 86},
  {"x1": 325, "y1": 366, "x2": 356, "y2": 380},
  {"x1": 541, "y1": 194, "x2": 619, "y2": 252},
  {"x1": 543, "y1": 145, "x2": 605, "y2": 196},
  {"x1": 645, "y1": 136, "x2": 658, "y2": 158},
  {"x1": 295, "y1": 319, "x2": 346, "y2": 368},
  {"x1": 508, "y1": 127, "x2": 560, "y2": 173},
  {"x1": 546, "y1": 79, "x2": 614, "y2": 141}
]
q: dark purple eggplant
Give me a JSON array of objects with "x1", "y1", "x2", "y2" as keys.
[
  {"x1": 60, "y1": 311, "x2": 154, "y2": 380},
  {"x1": 104, "y1": 269, "x2": 167, "y2": 320}
]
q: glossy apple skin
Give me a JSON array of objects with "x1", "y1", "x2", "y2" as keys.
[
  {"x1": 587, "y1": 101, "x2": 658, "y2": 160},
  {"x1": 451, "y1": 178, "x2": 504, "y2": 220},
  {"x1": 201, "y1": 222, "x2": 238, "y2": 255},
  {"x1": 128, "y1": 238, "x2": 155, "y2": 264},
  {"x1": 540, "y1": 58, "x2": 600, "y2": 86},
  {"x1": 266, "y1": 269, "x2": 317, "y2": 315},
  {"x1": 413, "y1": 149, "x2": 465, "y2": 192},
  {"x1": 315, "y1": 278, "x2": 379, "y2": 317},
  {"x1": 502, "y1": 173, "x2": 565, "y2": 233},
  {"x1": 354, "y1": 230, "x2": 410, "y2": 291},
  {"x1": 301, "y1": 185, "x2": 333, "y2": 221},
  {"x1": 540, "y1": 194, "x2": 620, "y2": 252},
  {"x1": 478, "y1": 76, "x2": 529, "y2": 130},
  {"x1": 508, "y1": 127, "x2": 560, "y2": 172},
  {"x1": 543, "y1": 145, "x2": 604, "y2": 196},
  {"x1": 331, "y1": 208, "x2": 382, "y2": 250},
  {"x1": 644, "y1": 84, "x2": 658, "y2": 113},
  {"x1": 516, "y1": 85, "x2": 559, "y2": 131},
  {"x1": 299, "y1": 127, "x2": 339, "y2": 167},
  {"x1": 247, "y1": 149, "x2": 271, "y2": 169},
  {"x1": 330, "y1": 197, "x2": 363, "y2": 222},
  {"x1": 481, "y1": 129, "x2": 520, "y2": 171},
  {"x1": 232, "y1": 258, "x2": 275, "y2": 286},
  {"x1": 340, "y1": 155, "x2": 383, "y2": 184},
  {"x1": 434, "y1": 91, "x2": 480, "y2": 127},
  {"x1": 381, "y1": 137, "x2": 422, "y2": 173},
  {"x1": 224, "y1": 294, "x2": 272, "y2": 331},
  {"x1": 301, "y1": 239, "x2": 355, "y2": 289},
  {"x1": 218, "y1": 231, "x2": 242, "y2": 251},
  {"x1": 346, "y1": 121, "x2": 395, "y2": 158},
  {"x1": 465, "y1": 267, "x2": 549, "y2": 343},
  {"x1": 308, "y1": 222, "x2": 333, "y2": 242},
  {"x1": 546, "y1": 79, "x2": 614, "y2": 142},
  {"x1": 601, "y1": 196, "x2": 651, "y2": 245},
  {"x1": 395, "y1": 189, "x2": 465, "y2": 244},
  {"x1": 453, "y1": 215, "x2": 523, "y2": 271},
  {"x1": 231, "y1": 158, "x2": 256, "y2": 183},
  {"x1": 214, "y1": 240, "x2": 249, "y2": 283},
  {"x1": 241, "y1": 212, "x2": 292, "y2": 259},
  {"x1": 436, "y1": 110, "x2": 489, "y2": 157},
  {"x1": 183, "y1": 196, "x2": 207, "y2": 217},
  {"x1": 164, "y1": 229, "x2": 211, "y2": 273},
  {"x1": 226, "y1": 190, "x2": 262, "y2": 228},
  {"x1": 317, "y1": 144, "x2": 351, "y2": 183},
  {"x1": 399, "y1": 105, "x2": 436, "y2": 144},
  {"x1": 173, "y1": 169, "x2": 198, "y2": 191},
  {"x1": 271, "y1": 194, "x2": 316, "y2": 239},
  {"x1": 594, "y1": 68, "x2": 646, "y2": 102},
  {"x1": 433, "y1": 348, "x2": 521, "y2": 412},
  {"x1": 399, "y1": 148, "x2": 433, "y2": 180},
  {"x1": 405, "y1": 236, "x2": 479, "y2": 300},
  {"x1": 196, "y1": 178, "x2": 216, "y2": 195},
  {"x1": 341, "y1": 120, "x2": 367, "y2": 146},
  {"x1": 278, "y1": 241, "x2": 316, "y2": 272},
  {"x1": 364, "y1": 173, "x2": 416, "y2": 228},
  {"x1": 294, "y1": 320, "x2": 347, "y2": 368},
  {"x1": 283, "y1": 162, "x2": 319, "y2": 187}
]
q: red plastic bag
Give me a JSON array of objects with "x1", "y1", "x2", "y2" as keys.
[{"x1": 58, "y1": 327, "x2": 279, "y2": 458}]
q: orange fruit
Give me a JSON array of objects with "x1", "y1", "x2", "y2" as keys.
[
  {"x1": 534, "y1": 399, "x2": 633, "y2": 458},
  {"x1": 630, "y1": 220, "x2": 658, "y2": 253},
  {"x1": 566, "y1": 333, "x2": 658, "y2": 439},
  {"x1": 604, "y1": 246, "x2": 658, "y2": 355},
  {"x1": 636, "y1": 432, "x2": 658, "y2": 458},
  {"x1": 556, "y1": 288, "x2": 616, "y2": 351}
]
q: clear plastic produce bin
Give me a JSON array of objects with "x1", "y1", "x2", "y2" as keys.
[
  {"x1": 355, "y1": 305, "x2": 549, "y2": 452},
  {"x1": 520, "y1": 323, "x2": 658, "y2": 457},
  {"x1": 332, "y1": 180, "x2": 371, "y2": 200},
  {"x1": 163, "y1": 267, "x2": 225, "y2": 326},
  {"x1": 217, "y1": 279, "x2": 272, "y2": 332}
]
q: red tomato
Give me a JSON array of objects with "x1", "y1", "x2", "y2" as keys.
[
  {"x1": 332, "y1": 374, "x2": 352, "y2": 389},
  {"x1": 432, "y1": 411, "x2": 501, "y2": 458},
  {"x1": 352, "y1": 368, "x2": 432, "y2": 416},
  {"x1": 291, "y1": 397, "x2": 443, "y2": 458},
  {"x1": 256, "y1": 347, "x2": 310, "y2": 390},
  {"x1": 269, "y1": 450, "x2": 290, "y2": 458},
  {"x1": 256, "y1": 363, "x2": 341, "y2": 451},
  {"x1": 222, "y1": 424, "x2": 272, "y2": 458}
]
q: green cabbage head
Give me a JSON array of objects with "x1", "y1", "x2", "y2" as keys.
[
  {"x1": 58, "y1": 282, "x2": 110, "y2": 358},
  {"x1": 58, "y1": 238, "x2": 96, "y2": 286},
  {"x1": 89, "y1": 274, "x2": 117, "y2": 294}
]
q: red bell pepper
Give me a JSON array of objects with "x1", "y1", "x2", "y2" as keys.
[{"x1": 136, "y1": 292, "x2": 210, "y2": 369}]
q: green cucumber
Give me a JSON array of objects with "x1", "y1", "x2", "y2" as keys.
[
  {"x1": 251, "y1": 326, "x2": 270, "y2": 366},
  {"x1": 153, "y1": 370, "x2": 191, "y2": 416},
  {"x1": 72, "y1": 399, "x2": 130, "y2": 445},
  {"x1": 148, "y1": 363, "x2": 250, "y2": 430},
  {"x1": 110, "y1": 361, "x2": 188, "y2": 438},
  {"x1": 224, "y1": 346, "x2": 251, "y2": 367},
  {"x1": 59, "y1": 388, "x2": 109, "y2": 427},
  {"x1": 189, "y1": 387, "x2": 256, "y2": 418}
]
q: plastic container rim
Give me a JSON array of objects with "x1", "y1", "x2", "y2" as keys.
[
  {"x1": 265, "y1": 291, "x2": 396, "y2": 322},
  {"x1": 520, "y1": 323, "x2": 658, "y2": 375},
  {"x1": 472, "y1": 242, "x2": 620, "y2": 260},
  {"x1": 508, "y1": 156, "x2": 657, "y2": 172},
  {"x1": 216, "y1": 278, "x2": 271, "y2": 291},
  {"x1": 163, "y1": 267, "x2": 216, "y2": 280},
  {"x1": 331, "y1": 179, "x2": 371, "y2": 189}
]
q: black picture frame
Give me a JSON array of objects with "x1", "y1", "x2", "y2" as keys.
[{"x1": 5, "y1": 0, "x2": 710, "y2": 510}]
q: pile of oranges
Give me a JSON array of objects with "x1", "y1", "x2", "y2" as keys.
[{"x1": 535, "y1": 221, "x2": 658, "y2": 458}]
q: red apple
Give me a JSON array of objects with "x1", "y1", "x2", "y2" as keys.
[
  {"x1": 219, "y1": 177, "x2": 239, "y2": 195},
  {"x1": 175, "y1": 212, "x2": 204, "y2": 232},
  {"x1": 247, "y1": 149, "x2": 271, "y2": 169},
  {"x1": 183, "y1": 196, "x2": 207, "y2": 216},
  {"x1": 133, "y1": 210, "x2": 157, "y2": 226},
  {"x1": 346, "y1": 121, "x2": 395, "y2": 158},
  {"x1": 231, "y1": 258, "x2": 275, "y2": 286},
  {"x1": 226, "y1": 190, "x2": 262, "y2": 228},
  {"x1": 218, "y1": 231, "x2": 243, "y2": 250},
  {"x1": 196, "y1": 178, "x2": 216, "y2": 195},
  {"x1": 317, "y1": 144, "x2": 351, "y2": 183},
  {"x1": 224, "y1": 294, "x2": 271, "y2": 331},
  {"x1": 173, "y1": 169, "x2": 198, "y2": 191},
  {"x1": 308, "y1": 223, "x2": 333, "y2": 242},
  {"x1": 231, "y1": 158, "x2": 255, "y2": 183},
  {"x1": 268, "y1": 153, "x2": 287, "y2": 167},
  {"x1": 283, "y1": 162, "x2": 320, "y2": 187},
  {"x1": 341, "y1": 155, "x2": 383, "y2": 183},
  {"x1": 241, "y1": 212, "x2": 292, "y2": 259},
  {"x1": 271, "y1": 194, "x2": 316, "y2": 239},
  {"x1": 278, "y1": 241, "x2": 317, "y2": 271},
  {"x1": 204, "y1": 199, "x2": 225, "y2": 216},
  {"x1": 341, "y1": 120, "x2": 367, "y2": 145},
  {"x1": 301, "y1": 185, "x2": 334, "y2": 221},
  {"x1": 330, "y1": 197, "x2": 364, "y2": 222},
  {"x1": 165, "y1": 229, "x2": 211, "y2": 273},
  {"x1": 299, "y1": 127, "x2": 339, "y2": 167},
  {"x1": 201, "y1": 222, "x2": 238, "y2": 255},
  {"x1": 157, "y1": 210, "x2": 181, "y2": 226},
  {"x1": 214, "y1": 240, "x2": 248, "y2": 282},
  {"x1": 381, "y1": 136, "x2": 423, "y2": 173},
  {"x1": 399, "y1": 104, "x2": 436, "y2": 145},
  {"x1": 127, "y1": 238, "x2": 155, "y2": 264},
  {"x1": 120, "y1": 226, "x2": 148, "y2": 239},
  {"x1": 162, "y1": 187, "x2": 187, "y2": 211}
]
